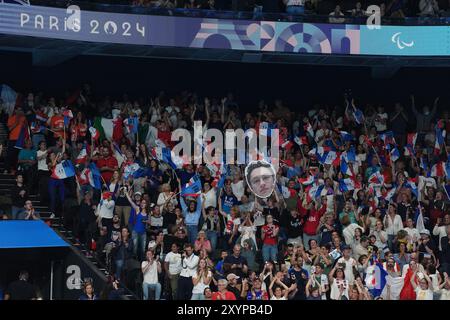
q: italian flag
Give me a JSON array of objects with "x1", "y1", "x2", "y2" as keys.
[{"x1": 93, "y1": 116, "x2": 123, "y2": 143}]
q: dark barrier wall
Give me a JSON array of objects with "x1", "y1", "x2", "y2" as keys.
[{"x1": 61, "y1": 247, "x2": 108, "y2": 300}]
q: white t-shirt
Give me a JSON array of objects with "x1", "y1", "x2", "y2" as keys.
[
  {"x1": 97, "y1": 199, "x2": 115, "y2": 219},
  {"x1": 231, "y1": 181, "x2": 245, "y2": 201},
  {"x1": 337, "y1": 257, "x2": 357, "y2": 284},
  {"x1": 271, "y1": 296, "x2": 287, "y2": 300},
  {"x1": 439, "y1": 289, "x2": 450, "y2": 300},
  {"x1": 180, "y1": 254, "x2": 199, "y2": 278},
  {"x1": 330, "y1": 279, "x2": 349, "y2": 300},
  {"x1": 374, "y1": 112, "x2": 388, "y2": 132},
  {"x1": 142, "y1": 260, "x2": 159, "y2": 284},
  {"x1": 415, "y1": 287, "x2": 433, "y2": 300},
  {"x1": 192, "y1": 270, "x2": 212, "y2": 294},
  {"x1": 202, "y1": 189, "x2": 217, "y2": 209},
  {"x1": 37, "y1": 150, "x2": 49, "y2": 171},
  {"x1": 165, "y1": 252, "x2": 182, "y2": 275},
  {"x1": 286, "y1": 0, "x2": 304, "y2": 5}
]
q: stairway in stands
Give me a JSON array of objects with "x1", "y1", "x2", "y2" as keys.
[{"x1": 0, "y1": 123, "x2": 137, "y2": 300}]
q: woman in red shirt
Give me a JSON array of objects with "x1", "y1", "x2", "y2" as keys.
[
  {"x1": 261, "y1": 215, "x2": 279, "y2": 263},
  {"x1": 212, "y1": 279, "x2": 237, "y2": 300}
]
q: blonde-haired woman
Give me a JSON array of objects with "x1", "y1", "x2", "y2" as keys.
[
  {"x1": 157, "y1": 183, "x2": 178, "y2": 208},
  {"x1": 191, "y1": 258, "x2": 212, "y2": 300}
]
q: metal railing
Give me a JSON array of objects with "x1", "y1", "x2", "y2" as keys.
[{"x1": 17, "y1": 0, "x2": 450, "y2": 26}]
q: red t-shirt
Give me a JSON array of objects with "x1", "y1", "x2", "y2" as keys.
[
  {"x1": 96, "y1": 156, "x2": 118, "y2": 183},
  {"x1": 50, "y1": 115, "x2": 65, "y2": 138},
  {"x1": 212, "y1": 291, "x2": 237, "y2": 300},
  {"x1": 303, "y1": 205, "x2": 326, "y2": 236},
  {"x1": 262, "y1": 224, "x2": 279, "y2": 246}
]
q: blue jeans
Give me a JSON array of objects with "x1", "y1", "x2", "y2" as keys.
[
  {"x1": 187, "y1": 225, "x2": 198, "y2": 244},
  {"x1": 132, "y1": 231, "x2": 147, "y2": 261},
  {"x1": 286, "y1": 6, "x2": 304, "y2": 15},
  {"x1": 48, "y1": 177, "x2": 65, "y2": 215},
  {"x1": 206, "y1": 230, "x2": 218, "y2": 251},
  {"x1": 11, "y1": 206, "x2": 22, "y2": 220},
  {"x1": 303, "y1": 234, "x2": 320, "y2": 251},
  {"x1": 142, "y1": 282, "x2": 161, "y2": 300},
  {"x1": 262, "y1": 244, "x2": 278, "y2": 263},
  {"x1": 191, "y1": 293, "x2": 205, "y2": 300},
  {"x1": 115, "y1": 259, "x2": 124, "y2": 280}
]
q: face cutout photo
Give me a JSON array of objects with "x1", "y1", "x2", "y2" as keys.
[{"x1": 245, "y1": 160, "x2": 276, "y2": 199}]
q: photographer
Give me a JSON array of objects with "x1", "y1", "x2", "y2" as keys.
[{"x1": 177, "y1": 243, "x2": 199, "y2": 300}]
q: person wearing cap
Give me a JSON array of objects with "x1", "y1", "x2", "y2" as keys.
[
  {"x1": 246, "y1": 276, "x2": 269, "y2": 300},
  {"x1": 96, "y1": 191, "x2": 116, "y2": 234},
  {"x1": 225, "y1": 273, "x2": 241, "y2": 299},
  {"x1": 417, "y1": 229, "x2": 437, "y2": 259}
]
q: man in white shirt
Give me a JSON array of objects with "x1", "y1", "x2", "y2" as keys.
[
  {"x1": 374, "y1": 106, "x2": 388, "y2": 132},
  {"x1": 177, "y1": 243, "x2": 199, "y2": 300},
  {"x1": 164, "y1": 243, "x2": 182, "y2": 299},
  {"x1": 329, "y1": 5, "x2": 345, "y2": 23},
  {"x1": 403, "y1": 217, "x2": 421, "y2": 244},
  {"x1": 96, "y1": 192, "x2": 115, "y2": 233},
  {"x1": 283, "y1": 0, "x2": 305, "y2": 15},
  {"x1": 337, "y1": 246, "x2": 357, "y2": 285},
  {"x1": 142, "y1": 250, "x2": 162, "y2": 300},
  {"x1": 433, "y1": 215, "x2": 450, "y2": 252}
]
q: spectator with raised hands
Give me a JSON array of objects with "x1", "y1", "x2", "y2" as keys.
[
  {"x1": 125, "y1": 187, "x2": 149, "y2": 261},
  {"x1": 141, "y1": 250, "x2": 162, "y2": 300}
]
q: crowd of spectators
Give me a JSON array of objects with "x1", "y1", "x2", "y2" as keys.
[{"x1": 0, "y1": 84, "x2": 449, "y2": 301}]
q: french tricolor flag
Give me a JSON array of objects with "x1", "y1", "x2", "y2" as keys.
[
  {"x1": 434, "y1": 126, "x2": 446, "y2": 155},
  {"x1": 151, "y1": 146, "x2": 163, "y2": 161},
  {"x1": 339, "y1": 178, "x2": 355, "y2": 192},
  {"x1": 431, "y1": 162, "x2": 445, "y2": 177},
  {"x1": 51, "y1": 160, "x2": 76, "y2": 179},
  {"x1": 342, "y1": 146, "x2": 356, "y2": 163},
  {"x1": 307, "y1": 184, "x2": 324, "y2": 201},
  {"x1": 89, "y1": 126, "x2": 100, "y2": 140},
  {"x1": 390, "y1": 147, "x2": 401, "y2": 162},
  {"x1": 35, "y1": 112, "x2": 48, "y2": 123},
  {"x1": 384, "y1": 186, "x2": 397, "y2": 201},
  {"x1": 63, "y1": 109, "x2": 74, "y2": 127},
  {"x1": 75, "y1": 145, "x2": 88, "y2": 164},
  {"x1": 340, "y1": 131, "x2": 354, "y2": 142},
  {"x1": 407, "y1": 133, "x2": 417, "y2": 147},
  {"x1": 368, "y1": 171, "x2": 384, "y2": 185},
  {"x1": 406, "y1": 179, "x2": 418, "y2": 197},
  {"x1": 294, "y1": 136, "x2": 308, "y2": 146},
  {"x1": 340, "y1": 158, "x2": 353, "y2": 176}
]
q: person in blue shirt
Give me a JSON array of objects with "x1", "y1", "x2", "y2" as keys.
[
  {"x1": 126, "y1": 189, "x2": 148, "y2": 261},
  {"x1": 219, "y1": 186, "x2": 238, "y2": 216},
  {"x1": 17, "y1": 139, "x2": 37, "y2": 194},
  {"x1": 180, "y1": 194, "x2": 202, "y2": 245},
  {"x1": 176, "y1": 164, "x2": 195, "y2": 186}
]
